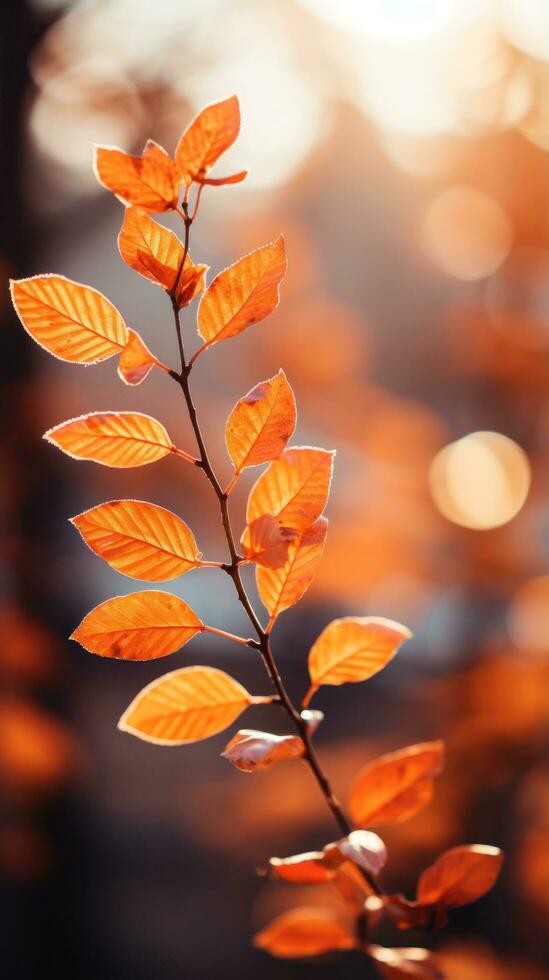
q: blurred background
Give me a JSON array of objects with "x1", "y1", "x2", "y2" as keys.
[{"x1": 2, "y1": 0, "x2": 549, "y2": 977}]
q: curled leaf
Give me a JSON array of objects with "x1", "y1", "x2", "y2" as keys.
[
  {"x1": 222, "y1": 729, "x2": 304, "y2": 772},
  {"x1": 253, "y1": 907, "x2": 355, "y2": 959},
  {"x1": 195, "y1": 169, "x2": 248, "y2": 186},
  {"x1": 175, "y1": 95, "x2": 241, "y2": 184},
  {"x1": 119, "y1": 665, "x2": 256, "y2": 745},
  {"x1": 44, "y1": 411, "x2": 175, "y2": 467},
  {"x1": 94, "y1": 140, "x2": 179, "y2": 211},
  {"x1": 10, "y1": 275, "x2": 127, "y2": 364},
  {"x1": 117, "y1": 328, "x2": 156, "y2": 385},
  {"x1": 349, "y1": 741, "x2": 445, "y2": 827},
  {"x1": 257, "y1": 516, "x2": 328, "y2": 621},
  {"x1": 71, "y1": 590, "x2": 203, "y2": 660},
  {"x1": 118, "y1": 208, "x2": 207, "y2": 307},
  {"x1": 225, "y1": 370, "x2": 296, "y2": 472},
  {"x1": 240, "y1": 515, "x2": 297, "y2": 569},
  {"x1": 325, "y1": 829, "x2": 388, "y2": 877},
  {"x1": 308, "y1": 616, "x2": 411, "y2": 691},
  {"x1": 247, "y1": 447, "x2": 334, "y2": 533},
  {"x1": 70, "y1": 499, "x2": 202, "y2": 582},
  {"x1": 197, "y1": 237, "x2": 286, "y2": 350}
]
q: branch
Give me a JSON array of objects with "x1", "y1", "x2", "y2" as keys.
[{"x1": 166, "y1": 205, "x2": 381, "y2": 897}]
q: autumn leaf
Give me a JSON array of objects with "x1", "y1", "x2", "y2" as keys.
[
  {"x1": 225, "y1": 370, "x2": 296, "y2": 472},
  {"x1": 368, "y1": 944, "x2": 444, "y2": 979},
  {"x1": 240, "y1": 516, "x2": 297, "y2": 569},
  {"x1": 44, "y1": 411, "x2": 181, "y2": 467},
  {"x1": 269, "y1": 852, "x2": 334, "y2": 884},
  {"x1": 195, "y1": 170, "x2": 248, "y2": 186},
  {"x1": 307, "y1": 616, "x2": 411, "y2": 693},
  {"x1": 195, "y1": 237, "x2": 286, "y2": 353},
  {"x1": 94, "y1": 139, "x2": 179, "y2": 211},
  {"x1": 71, "y1": 590, "x2": 204, "y2": 660},
  {"x1": 222, "y1": 729, "x2": 304, "y2": 772},
  {"x1": 117, "y1": 329, "x2": 156, "y2": 385},
  {"x1": 247, "y1": 447, "x2": 334, "y2": 533},
  {"x1": 257, "y1": 516, "x2": 328, "y2": 621},
  {"x1": 70, "y1": 499, "x2": 202, "y2": 582},
  {"x1": 417, "y1": 844, "x2": 503, "y2": 909},
  {"x1": 118, "y1": 207, "x2": 207, "y2": 306},
  {"x1": 175, "y1": 95, "x2": 241, "y2": 184},
  {"x1": 10, "y1": 275, "x2": 127, "y2": 363},
  {"x1": 119, "y1": 665, "x2": 259, "y2": 744},
  {"x1": 349, "y1": 741, "x2": 445, "y2": 827},
  {"x1": 253, "y1": 908, "x2": 355, "y2": 959}
]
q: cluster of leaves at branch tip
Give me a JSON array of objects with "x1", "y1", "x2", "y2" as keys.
[{"x1": 9, "y1": 95, "x2": 504, "y2": 977}]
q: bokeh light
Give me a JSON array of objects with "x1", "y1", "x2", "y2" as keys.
[
  {"x1": 429, "y1": 431, "x2": 531, "y2": 529},
  {"x1": 420, "y1": 187, "x2": 513, "y2": 281},
  {"x1": 507, "y1": 576, "x2": 549, "y2": 655}
]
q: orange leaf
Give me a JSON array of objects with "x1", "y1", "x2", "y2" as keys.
[
  {"x1": 10, "y1": 275, "x2": 127, "y2": 364},
  {"x1": 44, "y1": 411, "x2": 175, "y2": 467},
  {"x1": 349, "y1": 741, "x2": 445, "y2": 827},
  {"x1": 118, "y1": 207, "x2": 183, "y2": 290},
  {"x1": 117, "y1": 207, "x2": 207, "y2": 307},
  {"x1": 225, "y1": 370, "x2": 296, "y2": 472},
  {"x1": 222, "y1": 729, "x2": 304, "y2": 772},
  {"x1": 308, "y1": 616, "x2": 411, "y2": 690},
  {"x1": 117, "y1": 329, "x2": 156, "y2": 385},
  {"x1": 94, "y1": 140, "x2": 179, "y2": 211},
  {"x1": 369, "y1": 945, "x2": 444, "y2": 979},
  {"x1": 325, "y1": 830, "x2": 387, "y2": 877},
  {"x1": 175, "y1": 95, "x2": 241, "y2": 184},
  {"x1": 119, "y1": 665, "x2": 256, "y2": 744},
  {"x1": 269, "y1": 852, "x2": 334, "y2": 884},
  {"x1": 247, "y1": 447, "x2": 334, "y2": 533},
  {"x1": 197, "y1": 237, "x2": 286, "y2": 349},
  {"x1": 257, "y1": 516, "x2": 328, "y2": 620},
  {"x1": 70, "y1": 499, "x2": 202, "y2": 582},
  {"x1": 417, "y1": 845, "x2": 503, "y2": 909},
  {"x1": 71, "y1": 590, "x2": 203, "y2": 661},
  {"x1": 195, "y1": 169, "x2": 248, "y2": 186},
  {"x1": 253, "y1": 907, "x2": 355, "y2": 959},
  {"x1": 334, "y1": 862, "x2": 376, "y2": 912},
  {"x1": 240, "y1": 516, "x2": 297, "y2": 569}
]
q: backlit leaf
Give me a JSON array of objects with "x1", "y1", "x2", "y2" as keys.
[
  {"x1": 240, "y1": 515, "x2": 297, "y2": 569},
  {"x1": 225, "y1": 370, "x2": 296, "y2": 471},
  {"x1": 118, "y1": 207, "x2": 183, "y2": 289},
  {"x1": 44, "y1": 411, "x2": 175, "y2": 467},
  {"x1": 119, "y1": 665, "x2": 256, "y2": 744},
  {"x1": 257, "y1": 516, "x2": 328, "y2": 620},
  {"x1": 417, "y1": 845, "x2": 503, "y2": 909},
  {"x1": 369, "y1": 945, "x2": 444, "y2": 979},
  {"x1": 253, "y1": 908, "x2": 355, "y2": 959},
  {"x1": 10, "y1": 275, "x2": 127, "y2": 364},
  {"x1": 195, "y1": 169, "x2": 248, "y2": 186},
  {"x1": 175, "y1": 95, "x2": 241, "y2": 184},
  {"x1": 247, "y1": 447, "x2": 334, "y2": 533},
  {"x1": 117, "y1": 329, "x2": 156, "y2": 385},
  {"x1": 70, "y1": 499, "x2": 202, "y2": 582},
  {"x1": 175, "y1": 256, "x2": 208, "y2": 309},
  {"x1": 71, "y1": 590, "x2": 203, "y2": 660},
  {"x1": 197, "y1": 237, "x2": 286, "y2": 349},
  {"x1": 349, "y1": 741, "x2": 445, "y2": 827},
  {"x1": 222, "y1": 729, "x2": 304, "y2": 772},
  {"x1": 269, "y1": 852, "x2": 334, "y2": 884},
  {"x1": 94, "y1": 140, "x2": 179, "y2": 211},
  {"x1": 308, "y1": 616, "x2": 411, "y2": 690}
]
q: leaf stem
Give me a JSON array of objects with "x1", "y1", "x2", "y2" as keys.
[{"x1": 203, "y1": 624, "x2": 255, "y2": 647}]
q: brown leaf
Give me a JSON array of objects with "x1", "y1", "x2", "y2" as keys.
[{"x1": 222, "y1": 729, "x2": 304, "y2": 772}]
